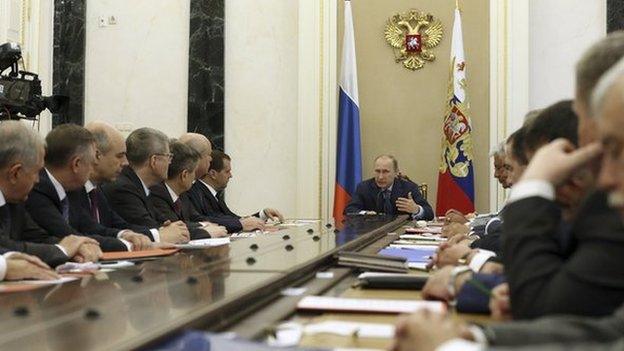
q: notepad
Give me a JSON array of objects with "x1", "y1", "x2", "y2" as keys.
[
  {"x1": 297, "y1": 296, "x2": 446, "y2": 314},
  {"x1": 378, "y1": 247, "x2": 436, "y2": 263},
  {"x1": 176, "y1": 238, "x2": 230, "y2": 249},
  {"x1": 100, "y1": 248, "x2": 179, "y2": 261}
]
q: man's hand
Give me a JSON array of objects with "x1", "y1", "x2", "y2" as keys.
[
  {"x1": 421, "y1": 266, "x2": 454, "y2": 301},
  {"x1": 73, "y1": 242, "x2": 103, "y2": 263},
  {"x1": 120, "y1": 231, "x2": 152, "y2": 251},
  {"x1": 396, "y1": 192, "x2": 421, "y2": 214},
  {"x1": 521, "y1": 139, "x2": 601, "y2": 185},
  {"x1": 390, "y1": 310, "x2": 463, "y2": 351},
  {"x1": 435, "y1": 243, "x2": 472, "y2": 268},
  {"x1": 240, "y1": 217, "x2": 265, "y2": 231},
  {"x1": 58, "y1": 235, "x2": 99, "y2": 257},
  {"x1": 263, "y1": 208, "x2": 284, "y2": 222},
  {"x1": 203, "y1": 225, "x2": 228, "y2": 238},
  {"x1": 159, "y1": 221, "x2": 190, "y2": 243},
  {"x1": 444, "y1": 209, "x2": 468, "y2": 224},
  {"x1": 4, "y1": 253, "x2": 60, "y2": 281},
  {"x1": 441, "y1": 222, "x2": 470, "y2": 238},
  {"x1": 489, "y1": 283, "x2": 511, "y2": 321}
]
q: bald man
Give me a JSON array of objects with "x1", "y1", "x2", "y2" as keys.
[{"x1": 181, "y1": 133, "x2": 266, "y2": 233}]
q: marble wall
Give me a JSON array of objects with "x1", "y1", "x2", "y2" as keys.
[
  {"x1": 52, "y1": 0, "x2": 85, "y2": 127},
  {"x1": 188, "y1": 0, "x2": 225, "y2": 149},
  {"x1": 608, "y1": 0, "x2": 624, "y2": 32}
]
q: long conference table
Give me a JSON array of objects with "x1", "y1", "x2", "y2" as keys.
[{"x1": 0, "y1": 215, "x2": 490, "y2": 350}]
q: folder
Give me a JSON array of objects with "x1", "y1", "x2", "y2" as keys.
[
  {"x1": 100, "y1": 248, "x2": 179, "y2": 261},
  {"x1": 336, "y1": 251, "x2": 409, "y2": 273},
  {"x1": 378, "y1": 247, "x2": 435, "y2": 263}
]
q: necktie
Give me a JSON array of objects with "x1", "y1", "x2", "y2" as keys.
[
  {"x1": 60, "y1": 197, "x2": 70, "y2": 222},
  {"x1": 0, "y1": 205, "x2": 11, "y2": 233},
  {"x1": 382, "y1": 189, "x2": 393, "y2": 215},
  {"x1": 88, "y1": 189, "x2": 100, "y2": 223},
  {"x1": 173, "y1": 198, "x2": 182, "y2": 219}
]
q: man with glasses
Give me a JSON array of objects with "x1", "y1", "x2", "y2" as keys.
[{"x1": 101, "y1": 127, "x2": 190, "y2": 244}]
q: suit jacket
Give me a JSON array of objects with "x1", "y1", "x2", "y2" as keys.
[
  {"x1": 502, "y1": 191, "x2": 624, "y2": 319},
  {"x1": 484, "y1": 303, "x2": 624, "y2": 349},
  {"x1": 148, "y1": 182, "x2": 211, "y2": 239},
  {"x1": 456, "y1": 273, "x2": 506, "y2": 314},
  {"x1": 67, "y1": 185, "x2": 154, "y2": 239},
  {"x1": 187, "y1": 181, "x2": 243, "y2": 233},
  {"x1": 0, "y1": 203, "x2": 69, "y2": 266},
  {"x1": 101, "y1": 166, "x2": 163, "y2": 229},
  {"x1": 344, "y1": 178, "x2": 434, "y2": 220},
  {"x1": 25, "y1": 170, "x2": 127, "y2": 252}
]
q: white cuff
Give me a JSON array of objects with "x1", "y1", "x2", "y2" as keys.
[
  {"x1": 55, "y1": 244, "x2": 69, "y2": 257},
  {"x1": 116, "y1": 230, "x2": 129, "y2": 239},
  {"x1": 118, "y1": 239, "x2": 133, "y2": 251},
  {"x1": 467, "y1": 325, "x2": 489, "y2": 345},
  {"x1": 508, "y1": 180, "x2": 555, "y2": 204},
  {"x1": 0, "y1": 255, "x2": 7, "y2": 281},
  {"x1": 411, "y1": 205, "x2": 424, "y2": 219},
  {"x1": 259, "y1": 209, "x2": 268, "y2": 221},
  {"x1": 150, "y1": 229, "x2": 161, "y2": 243},
  {"x1": 435, "y1": 339, "x2": 484, "y2": 351},
  {"x1": 469, "y1": 249, "x2": 496, "y2": 272}
]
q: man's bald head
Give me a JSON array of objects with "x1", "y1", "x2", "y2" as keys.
[
  {"x1": 85, "y1": 121, "x2": 128, "y2": 182},
  {"x1": 179, "y1": 133, "x2": 212, "y2": 179}
]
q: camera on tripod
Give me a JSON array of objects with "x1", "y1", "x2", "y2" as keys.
[{"x1": 0, "y1": 42, "x2": 68, "y2": 120}]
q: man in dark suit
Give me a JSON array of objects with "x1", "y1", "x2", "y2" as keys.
[
  {"x1": 184, "y1": 140, "x2": 282, "y2": 232},
  {"x1": 24, "y1": 124, "x2": 134, "y2": 254},
  {"x1": 64, "y1": 121, "x2": 158, "y2": 250},
  {"x1": 150, "y1": 141, "x2": 227, "y2": 239},
  {"x1": 0, "y1": 121, "x2": 100, "y2": 268},
  {"x1": 345, "y1": 155, "x2": 433, "y2": 219},
  {"x1": 101, "y1": 127, "x2": 190, "y2": 244}
]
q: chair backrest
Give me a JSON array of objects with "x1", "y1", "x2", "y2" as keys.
[{"x1": 418, "y1": 183, "x2": 428, "y2": 201}]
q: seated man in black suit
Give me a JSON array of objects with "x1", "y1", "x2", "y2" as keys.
[
  {"x1": 64, "y1": 121, "x2": 164, "y2": 251},
  {"x1": 0, "y1": 121, "x2": 101, "y2": 266},
  {"x1": 25, "y1": 124, "x2": 135, "y2": 254},
  {"x1": 101, "y1": 127, "x2": 190, "y2": 244},
  {"x1": 345, "y1": 155, "x2": 433, "y2": 220},
  {"x1": 150, "y1": 141, "x2": 227, "y2": 238},
  {"x1": 189, "y1": 150, "x2": 283, "y2": 232},
  {"x1": 180, "y1": 133, "x2": 245, "y2": 233}
]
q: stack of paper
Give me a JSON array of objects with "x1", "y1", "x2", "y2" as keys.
[
  {"x1": 303, "y1": 321, "x2": 395, "y2": 338},
  {"x1": 297, "y1": 296, "x2": 445, "y2": 314},
  {"x1": 405, "y1": 226, "x2": 442, "y2": 234},
  {"x1": 176, "y1": 238, "x2": 230, "y2": 249}
]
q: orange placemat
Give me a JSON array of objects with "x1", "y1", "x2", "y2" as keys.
[{"x1": 100, "y1": 248, "x2": 179, "y2": 261}]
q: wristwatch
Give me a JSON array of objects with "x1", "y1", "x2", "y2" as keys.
[
  {"x1": 447, "y1": 265, "x2": 472, "y2": 305},
  {"x1": 457, "y1": 251, "x2": 471, "y2": 265}
]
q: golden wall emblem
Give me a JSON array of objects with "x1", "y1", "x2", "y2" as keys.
[{"x1": 384, "y1": 10, "x2": 443, "y2": 70}]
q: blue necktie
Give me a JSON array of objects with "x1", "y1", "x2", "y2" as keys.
[{"x1": 382, "y1": 189, "x2": 392, "y2": 215}]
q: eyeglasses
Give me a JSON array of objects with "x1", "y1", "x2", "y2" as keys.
[{"x1": 154, "y1": 153, "x2": 174, "y2": 160}]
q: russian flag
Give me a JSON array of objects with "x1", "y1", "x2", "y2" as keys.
[
  {"x1": 333, "y1": 0, "x2": 362, "y2": 227},
  {"x1": 435, "y1": 5, "x2": 476, "y2": 215}
]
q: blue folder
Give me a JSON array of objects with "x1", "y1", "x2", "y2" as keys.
[{"x1": 378, "y1": 247, "x2": 436, "y2": 263}]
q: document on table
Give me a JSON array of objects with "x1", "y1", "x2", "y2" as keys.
[
  {"x1": 297, "y1": 296, "x2": 446, "y2": 314},
  {"x1": 176, "y1": 238, "x2": 230, "y2": 249},
  {"x1": 303, "y1": 321, "x2": 395, "y2": 339},
  {"x1": 0, "y1": 276, "x2": 78, "y2": 293},
  {"x1": 404, "y1": 227, "x2": 443, "y2": 234},
  {"x1": 400, "y1": 234, "x2": 446, "y2": 242}
]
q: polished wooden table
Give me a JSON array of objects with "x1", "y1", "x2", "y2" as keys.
[{"x1": 0, "y1": 215, "x2": 410, "y2": 350}]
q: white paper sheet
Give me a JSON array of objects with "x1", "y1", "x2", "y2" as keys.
[
  {"x1": 304, "y1": 321, "x2": 395, "y2": 339},
  {"x1": 297, "y1": 296, "x2": 445, "y2": 314}
]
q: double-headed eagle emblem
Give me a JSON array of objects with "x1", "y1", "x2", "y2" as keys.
[{"x1": 384, "y1": 10, "x2": 443, "y2": 70}]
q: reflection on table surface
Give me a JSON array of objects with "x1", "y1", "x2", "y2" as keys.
[{"x1": 0, "y1": 216, "x2": 400, "y2": 350}]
